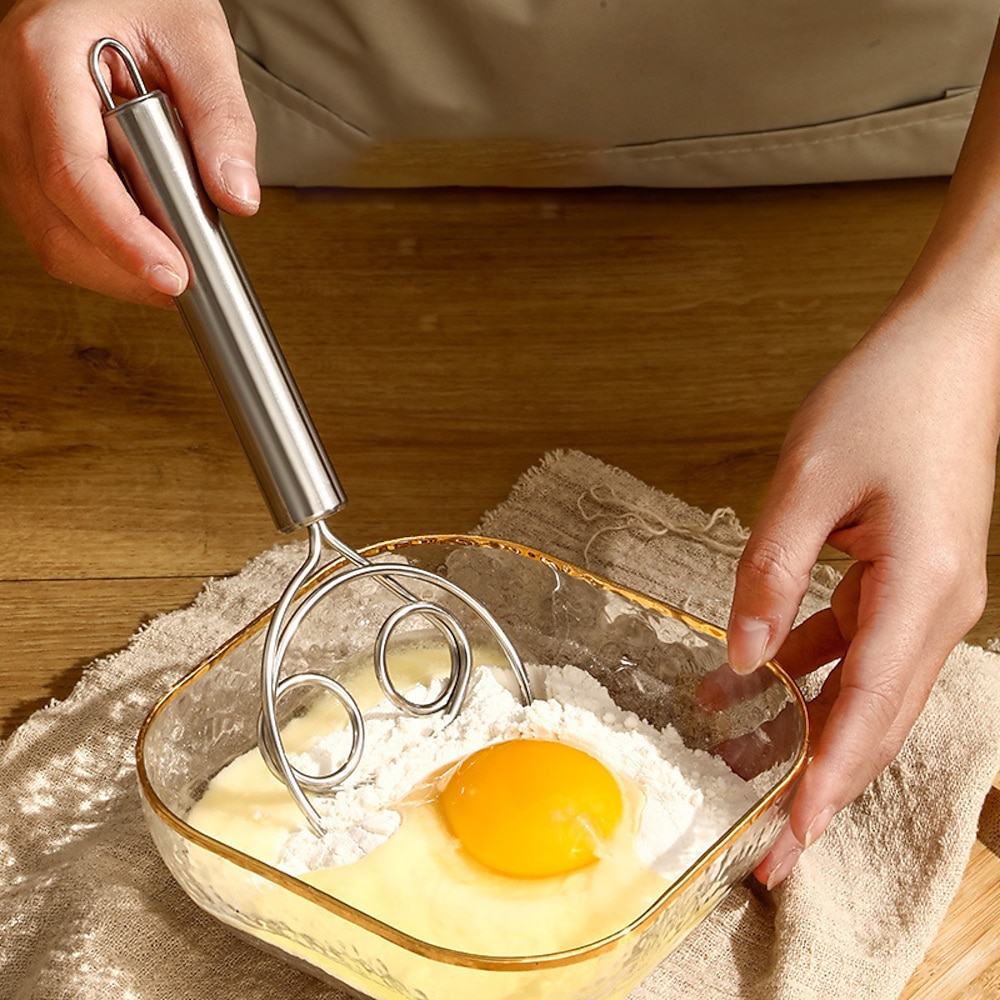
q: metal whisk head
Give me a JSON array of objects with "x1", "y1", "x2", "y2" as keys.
[
  {"x1": 257, "y1": 522, "x2": 530, "y2": 836},
  {"x1": 90, "y1": 38, "x2": 531, "y2": 837}
]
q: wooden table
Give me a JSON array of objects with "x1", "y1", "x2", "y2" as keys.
[{"x1": 1, "y1": 179, "x2": 997, "y2": 996}]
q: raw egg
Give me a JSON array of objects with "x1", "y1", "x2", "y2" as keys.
[
  {"x1": 438, "y1": 738, "x2": 624, "y2": 877},
  {"x1": 301, "y1": 735, "x2": 669, "y2": 956}
]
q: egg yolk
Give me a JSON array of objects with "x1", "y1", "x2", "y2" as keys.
[{"x1": 437, "y1": 739, "x2": 624, "y2": 878}]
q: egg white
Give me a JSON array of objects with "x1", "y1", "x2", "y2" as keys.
[
  {"x1": 300, "y1": 753, "x2": 669, "y2": 955},
  {"x1": 187, "y1": 651, "x2": 754, "y2": 957}
]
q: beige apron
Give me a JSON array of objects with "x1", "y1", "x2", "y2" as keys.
[{"x1": 219, "y1": 0, "x2": 998, "y2": 187}]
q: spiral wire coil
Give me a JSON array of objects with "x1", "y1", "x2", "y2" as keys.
[{"x1": 257, "y1": 524, "x2": 532, "y2": 836}]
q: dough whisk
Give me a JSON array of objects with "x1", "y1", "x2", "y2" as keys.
[{"x1": 89, "y1": 38, "x2": 530, "y2": 836}]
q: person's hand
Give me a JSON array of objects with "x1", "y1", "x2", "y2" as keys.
[
  {"x1": 0, "y1": 0, "x2": 258, "y2": 307},
  {"x1": 727, "y1": 20, "x2": 1000, "y2": 887},
  {"x1": 727, "y1": 298, "x2": 999, "y2": 888}
]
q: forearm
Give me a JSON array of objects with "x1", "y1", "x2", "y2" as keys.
[{"x1": 880, "y1": 23, "x2": 1000, "y2": 409}]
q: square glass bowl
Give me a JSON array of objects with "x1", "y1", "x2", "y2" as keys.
[{"x1": 137, "y1": 535, "x2": 807, "y2": 1000}]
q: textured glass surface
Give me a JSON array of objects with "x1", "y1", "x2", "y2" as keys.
[{"x1": 137, "y1": 536, "x2": 807, "y2": 1000}]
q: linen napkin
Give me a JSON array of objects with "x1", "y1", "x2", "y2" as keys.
[{"x1": 2, "y1": 449, "x2": 998, "y2": 1000}]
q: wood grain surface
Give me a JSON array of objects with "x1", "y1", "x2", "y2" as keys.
[{"x1": 1, "y1": 178, "x2": 997, "y2": 997}]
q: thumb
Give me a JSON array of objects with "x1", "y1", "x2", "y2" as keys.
[
  {"x1": 728, "y1": 499, "x2": 831, "y2": 675},
  {"x1": 160, "y1": 24, "x2": 259, "y2": 216}
]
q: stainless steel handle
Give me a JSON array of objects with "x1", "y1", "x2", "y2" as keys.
[{"x1": 89, "y1": 38, "x2": 346, "y2": 532}]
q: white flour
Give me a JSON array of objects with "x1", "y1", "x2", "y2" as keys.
[{"x1": 280, "y1": 663, "x2": 756, "y2": 882}]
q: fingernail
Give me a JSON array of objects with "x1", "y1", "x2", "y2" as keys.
[
  {"x1": 727, "y1": 616, "x2": 773, "y2": 674},
  {"x1": 804, "y1": 806, "x2": 835, "y2": 849},
  {"x1": 220, "y1": 157, "x2": 260, "y2": 210},
  {"x1": 764, "y1": 844, "x2": 802, "y2": 891},
  {"x1": 146, "y1": 263, "x2": 185, "y2": 297}
]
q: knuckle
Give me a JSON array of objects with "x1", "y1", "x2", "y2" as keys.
[
  {"x1": 36, "y1": 148, "x2": 95, "y2": 209},
  {"x1": 35, "y1": 157, "x2": 72, "y2": 207},
  {"x1": 738, "y1": 537, "x2": 804, "y2": 596},
  {"x1": 219, "y1": 95, "x2": 257, "y2": 143},
  {"x1": 843, "y1": 677, "x2": 901, "y2": 749},
  {"x1": 871, "y1": 731, "x2": 905, "y2": 778},
  {"x1": 917, "y1": 547, "x2": 988, "y2": 634},
  {"x1": 34, "y1": 223, "x2": 78, "y2": 280},
  {"x1": 194, "y1": 89, "x2": 257, "y2": 153},
  {"x1": 777, "y1": 436, "x2": 838, "y2": 490},
  {"x1": 922, "y1": 545, "x2": 964, "y2": 588},
  {"x1": 957, "y1": 569, "x2": 988, "y2": 633},
  {"x1": 9, "y1": 10, "x2": 50, "y2": 62}
]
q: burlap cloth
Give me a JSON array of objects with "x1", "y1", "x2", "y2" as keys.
[{"x1": 2, "y1": 450, "x2": 999, "y2": 1000}]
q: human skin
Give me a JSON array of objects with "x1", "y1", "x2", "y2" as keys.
[
  {"x1": 2, "y1": 0, "x2": 998, "y2": 888},
  {"x1": 0, "y1": 0, "x2": 259, "y2": 307},
  {"x1": 731, "y1": 28, "x2": 1000, "y2": 887}
]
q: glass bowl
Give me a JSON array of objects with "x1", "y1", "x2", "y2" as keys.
[{"x1": 137, "y1": 534, "x2": 808, "y2": 1000}]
